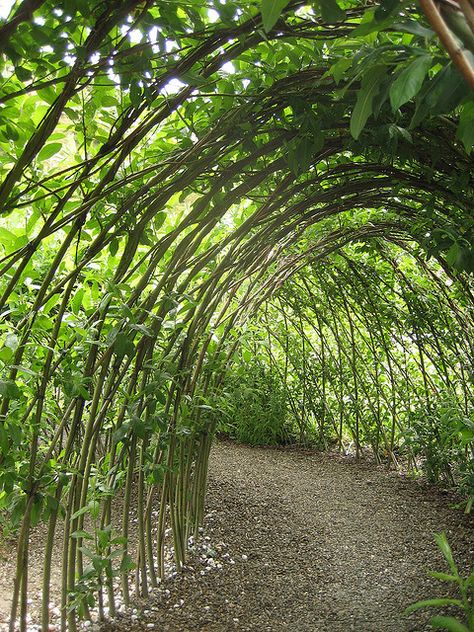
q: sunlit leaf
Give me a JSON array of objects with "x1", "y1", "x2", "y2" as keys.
[
  {"x1": 350, "y1": 65, "x2": 387, "y2": 139},
  {"x1": 261, "y1": 0, "x2": 290, "y2": 32}
]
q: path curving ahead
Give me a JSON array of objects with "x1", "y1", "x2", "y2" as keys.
[{"x1": 102, "y1": 441, "x2": 473, "y2": 632}]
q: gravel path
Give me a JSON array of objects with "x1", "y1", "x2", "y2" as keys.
[
  {"x1": 1, "y1": 441, "x2": 473, "y2": 631},
  {"x1": 102, "y1": 441, "x2": 474, "y2": 632}
]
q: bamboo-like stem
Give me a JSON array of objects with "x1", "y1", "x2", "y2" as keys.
[
  {"x1": 419, "y1": 0, "x2": 474, "y2": 89},
  {"x1": 121, "y1": 434, "x2": 137, "y2": 605},
  {"x1": 136, "y1": 432, "x2": 150, "y2": 598}
]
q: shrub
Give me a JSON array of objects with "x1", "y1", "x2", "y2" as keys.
[{"x1": 219, "y1": 361, "x2": 289, "y2": 445}]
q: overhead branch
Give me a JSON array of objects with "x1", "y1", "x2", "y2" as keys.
[
  {"x1": 0, "y1": 0, "x2": 47, "y2": 55},
  {"x1": 419, "y1": 0, "x2": 474, "y2": 90}
]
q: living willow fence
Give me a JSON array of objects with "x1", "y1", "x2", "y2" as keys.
[
  {"x1": 235, "y1": 247, "x2": 474, "y2": 457},
  {"x1": 0, "y1": 1, "x2": 473, "y2": 631}
]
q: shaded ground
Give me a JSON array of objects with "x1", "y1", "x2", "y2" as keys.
[
  {"x1": 103, "y1": 441, "x2": 473, "y2": 632},
  {"x1": 1, "y1": 441, "x2": 473, "y2": 631}
]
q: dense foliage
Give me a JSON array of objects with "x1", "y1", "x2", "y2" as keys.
[
  {"x1": 220, "y1": 247, "x2": 474, "y2": 493},
  {"x1": 0, "y1": 0, "x2": 473, "y2": 630}
]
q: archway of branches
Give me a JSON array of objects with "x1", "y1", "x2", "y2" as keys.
[{"x1": 0, "y1": 2, "x2": 473, "y2": 631}]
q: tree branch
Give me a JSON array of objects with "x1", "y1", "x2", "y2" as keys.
[
  {"x1": 0, "y1": 0, "x2": 47, "y2": 55},
  {"x1": 419, "y1": 0, "x2": 474, "y2": 90}
]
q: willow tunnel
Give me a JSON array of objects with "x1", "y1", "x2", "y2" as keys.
[{"x1": 0, "y1": 1, "x2": 473, "y2": 631}]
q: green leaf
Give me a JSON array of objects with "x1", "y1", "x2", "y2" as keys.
[
  {"x1": 177, "y1": 69, "x2": 208, "y2": 87},
  {"x1": 375, "y1": 0, "x2": 401, "y2": 21},
  {"x1": 243, "y1": 349, "x2": 252, "y2": 362},
  {"x1": 429, "y1": 616, "x2": 470, "y2": 632},
  {"x1": 31, "y1": 495, "x2": 44, "y2": 527},
  {"x1": 89, "y1": 500, "x2": 100, "y2": 520},
  {"x1": 456, "y1": 99, "x2": 474, "y2": 154},
  {"x1": 350, "y1": 65, "x2": 387, "y2": 139},
  {"x1": 132, "y1": 419, "x2": 147, "y2": 439},
  {"x1": 428, "y1": 571, "x2": 458, "y2": 582},
  {"x1": 5, "y1": 124, "x2": 19, "y2": 141},
  {"x1": 11, "y1": 495, "x2": 27, "y2": 526},
  {"x1": 97, "y1": 528, "x2": 111, "y2": 548},
  {"x1": 109, "y1": 238, "x2": 119, "y2": 257},
  {"x1": 0, "y1": 379, "x2": 21, "y2": 400},
  {"x1": 0, "y1": 347, "x2": 13, "y2": 363},
  {"x1": 71, "y1": 530, "x2": 94, "y2": 540},
  {"x1": 390, "y1": 55, "x2": 432, "y2": 111},
  {"x1": 99, "y1": 94, "x2": 119, "y2": 108},
  {"x1": 442, "y1": 7, "x2": 474, "y2": 51},
  {"x1": 261, "y1": 0, "x2": 290, "y2": 32},
  {"x1": 0, "y1": 227, "x2": 16, "y2": 249},
  {"x1": 411, "y1": 63, "x2": 469, "y2": 128},
  {"x1": 392, "y1": 20, "x2": 434, "y2": 38},
  {"x1": 45, "y1": 494, "x2": 59, "y2": 511},
  {"x1": 70, "y1": 505, "x2": 90, "y2": 521},
  {"x1": 78, "y1": 545, "x2": 97, "y2": 560},
  {"x1": 43, "y1": 293, "x2": 61, "y2": 314},
  {"x1": 120, "y1": 553, "x2": 136, "y2": 573},
  {"x1": 156, "y1": 391, "x2": 167, "y2": 405},
  {"x1": 155, "y1": 211, "x2": 166, "y2": 230},
  {"x1": 319, "y1": 0, "x2": 345, "y2": 23},
  {"x1": 445, "y1": 242, "x2": 461, "y2": 268},
  {"x1": 71, "y1": 288, "x2": 84, "y2": 315},
  {"x1": 37, "y1": 143, "x2": 63, "y2": 161},
  {"x1": 404, "y1": 598, "x2": 464, "y2": 615},
  {"x1": 15, "y1": 66, "x2": 32, "y2": 82},
  {"x1": 329, "y1": 58, "x2": 352, "y2": 85},
  {"x1": 114, "y1": 333, "x2": 135, "y2": 359},
  {"x1": 434, "y1": 532, "x2": 458, "y2": 575},
  {"x1": 352, "y1": 17, "x2": 391, "y2": 37},
  {"x1": 0, "y1": 424, "x2": 8, "y2": 454},
  {"x1": 111, "y1": 419, "x2": 127, "y2": 443},
  {"x1": 129, "y1": 82, "x2": 142, "y2": 107}
]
